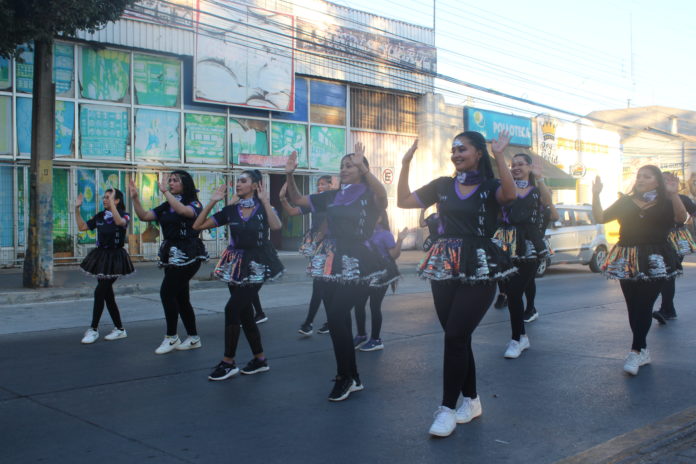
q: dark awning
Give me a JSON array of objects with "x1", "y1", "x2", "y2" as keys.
[{"x1": 486, "y1": 145, "x2": 576, "y2": 190}]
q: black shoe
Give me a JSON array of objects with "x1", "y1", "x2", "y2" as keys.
[
  {"x1": 240, "y1": 357, "x2": 270, "y2": 375},
  {"x1": 652, "y1": 311, "x2": 667, "y2": 325},
  {"x1": 494, "y1": 294, "x2": 508, "y2": 309},
  {"x1": 208, "y1": 361, "x2": 239, "y2": 381},
  {"x1": 254, "y1": 313, "x2": 268, "y2": 324},
  {"x1": 661, "y1": 309, "x2": 678, "y2": 320},
  {"x1": 328, "y1": 376, "x2": 354, "y2": 402},
  {"x1": 298, "y1": 322, "x2": 313, "y2": 336},
  {"x1": 317, "y1": 322, "x2": 330, "y2": 334},
  {"x1": 351, "y1": 375, "x2": 364, "y2": 392},
  {"x1": 523, "y1": 308, "x2": 539, "y2": 323}
]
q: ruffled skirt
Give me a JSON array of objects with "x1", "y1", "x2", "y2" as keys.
[
  {"x1": 667, "y1": 227, "x2": 696, "y2": 256},
  {"x1": 298, "y1": 229, "x2": 320, "y2": 257},
  {"x1": 158, "y1": 238, "x2": 208, "y2": 267},
  {"x1": 493, "y1": 226, "x2": 549, "y2": 262},
  {"x1": 601, "y1": 243, "x2": 682, "y2": 280},
  {"x1": 418, "y1": 237, "x2": 517, "y2": 283},
  {"x1": 214, "y1": 242, "x2": 284, "y2": 285},
  {"x1": 307, "y1": 238, "x2": 388, "y2": 287},
  {"x1": 80, "y1": 247, "x2": 135, "y2": 279}
]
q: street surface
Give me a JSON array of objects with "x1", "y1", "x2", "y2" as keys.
[{"x1": 2, "y1": 257, "x2": 696, "y2": 463}]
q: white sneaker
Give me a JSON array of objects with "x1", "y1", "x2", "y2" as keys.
[
  {"x1": 429, "y1": 406, "x2": 457, "y2": 437},
  {"x1": 519, "y1": 335, "x2": 530, "y2": 350},
  {"x1": 175, "y1": 336, "x2": 202, "y2": 351},
  {"x1": 155, "y1": 335, "x2": 180, "y2": 355},
  {"x1": 624, "y1": 349, "x2": 651, "y2": 375},
  {"x1": 456, "y1": 396, "x2": 482, "y2": 424},
  {"x1": 504, "y1": 336, "x2": 529, "y2": 359},
  {"x1": 104, "y1": 328, "x2": 127, "y2": 341},
  {"x1": 639, "y1": 348, "x2": 651, "y2": 366},
  {"x1": 81, "y1": 328, "x2": 99, "y2": 344}
]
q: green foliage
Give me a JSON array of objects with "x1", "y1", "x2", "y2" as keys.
[
  {"x1": 0, "y1": 0, "x2": 136, "y2": 58},
  {"x1": 53, "y1": 234, "x2": 73, "y2": 253}
]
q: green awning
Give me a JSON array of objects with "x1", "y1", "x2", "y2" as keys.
[{"x1": 487, "y1": 145, "x2": 577, "y2": 190}]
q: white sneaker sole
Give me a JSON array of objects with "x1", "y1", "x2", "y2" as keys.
[
  {"x1": 456, "y1": 408, "x2": 482, "y2": 424},
  {"x1": 240, "y1": 366, "x2": 270, "y2": 375},
  {"x1": 155, "y1": 343, "x2": 180, "y2": 355},
  {"x1": 429, "y1": 426, "x2": 455, "y2": 437},
  {"x1": 175, "y1": 342, "x2": 202, "y2": 351},
  {"x1": 104, "y1": 333, "x2": 127, "y2": 341},
  {"x1": 208, "y1": 368, "x2": 240, "y2": 381},
  {"x1": 359, "y1": 345, "x2": 384, "y2": 352},
  {"x1": 81, "y1": 337, "x2": 98, "y2": 344},
  {"x1": 298, "y1": 329, "x2": 313, "y2": 336},
  {"x1": 524, "y1": 312, "x2": 539, "y2": 323}
]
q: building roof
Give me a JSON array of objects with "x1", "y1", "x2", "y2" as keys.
[{"x1": 587, "y1": 106, "x2": 696, "y2": 138}]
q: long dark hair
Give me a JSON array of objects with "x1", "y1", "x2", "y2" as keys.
[
  {"x1": 106, "y1": 188, "x2": 126, "y2": 214},
  {"x1": 241, "y1": 169, "x2": 263, "y2": 198},
  {"x1": 629, "y1": 165, "x2": 666, "y2": 200},
  {"x1": 170, "y1": 170, "x2": 199, "y2": 204},
  {"x1": 453, "y1": 131, "x2": 495, "y2": 180},
  {"x1": 340, "y1": 153, "x2": 370, "y2": 186},
  {"x1": 512, "y1": 153, "x2": 536, "y2": 187},
  {"x1": 376, "y1": 209, "x2": 391, "y2": 231}
]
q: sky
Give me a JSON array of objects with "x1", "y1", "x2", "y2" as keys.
[{"x1": 331, "y1": 0, "x2": 696, "y2": 120}]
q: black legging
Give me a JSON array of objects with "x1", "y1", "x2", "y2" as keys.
[
  {"x1": 303, "y1": 279, "x2": 328, "y2": 325},
  {"x1": 160, "y1": 261, "x2": 201, "y2": 337},
  {"x1": 431, "y1": 280, "x2": 496, "y2": 409},
  {"x1": 223, "y1": 284, "x2": 264, "y2": 359},
  {"x1": 252, "y1": 292, "x2": 263, "y2": 316},
  {"x1": 91, "y1": 277, "x2": 123, "y2": 329},
  {"x1": 525, "y1": 278, "x2": 536, "y2": 310},
  {"x1": 323, "y1": 281, "x2": 369, "y2": 379},
  {"x1": 354, "y1": 285, "x2": 388, "y2": 339},
  {"x1": 659, "y1": 256, "x2": 682, "y2": 315},
  {"x1": 506, "y1": 260, "x2": 538, "y2": 340},
  {"x1": 620, "y1": 280, "x2": 664, "y2": 351}
]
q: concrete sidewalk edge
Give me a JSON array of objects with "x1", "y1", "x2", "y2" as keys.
[{"x1": 555, "y1": 406, "x2": 696, "y2": 464}]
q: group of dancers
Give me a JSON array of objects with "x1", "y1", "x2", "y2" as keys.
[{"x1": 74, "y1": 130, "x2": 694, "y2": 438}]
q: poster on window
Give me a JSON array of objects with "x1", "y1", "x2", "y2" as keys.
[
  {"x1": 229, "y1": 118, "x2": 268, "y2": 166},
  {"x1": 0, "y1": 96, "x2": 11, "y2": 154},
  {"x1": 309, "y1": 126, "x2": 345, "y2": 172},
  {"x1": 80, "y1": 48, "x2": 130, "y2": 102},
  {"x1": 194, "y1": 1, "x2": 294, "y2": 111},
  {"x1": 134, "y1": 54, "x2": 180, "y2": 107},
  {"x1": 134, "y1": 109, "x2": 180, "y2": 161},
  {"x1": 271, "y1": 122, "x2": 307, "y2": 168},
  {"x1": 133, "y1": 172, "x2": 161, "y2": 236},
  {"x1": 16, "y1": 46, "x2": 34, "y2": 93},
  {"x1": 52, "y1": 169, "x2": 70, "y2": 241},
  {"x1": 55, "y1": 101, "x2": 75, "y2": 157},
  {"x1": 0, "y1": 57, "x2": 10, "y2": 90},
  {"x1": 99, "y1": 170, "x2": 124, "y2": 198},
  {"x1": 77, "y1": 169, "x2": 97, "y2": 244},
  {"x1": 79, "y1": 104, "x2": 129, "y2": 159},
  {"x1": 0, "y1": 167, "x2": 12, "y2": 247},
  {"x1": 16, "y1": 43, "x2": 75, "y2": 96},
  {"x1": 185, "y1": 113, "x2": 225, "y2": 164},
  {"x1": 16, "y1": 98, "x2": 32, "y2": 155},
  {"x1": 194, "y1": 172, "x2": 222, "y2": 240},
  {"x1": 17, "y1": 168, "x2": 25, "y2": 246}
]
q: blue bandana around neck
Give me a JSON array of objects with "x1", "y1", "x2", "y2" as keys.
[
  {"x1": 238, "y1": 197, "x2": 256, "y2": 208},
  {"x1": 642, "y1": 190, "x2": 657, "y2": 202},
  {"x1": 515, "y1": 180, "x2": 529, "y2": 189}
]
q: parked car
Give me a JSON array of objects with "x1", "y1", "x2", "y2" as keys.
[{"x1": 536, "y1": 204, "x2": 610, "y2": 277}]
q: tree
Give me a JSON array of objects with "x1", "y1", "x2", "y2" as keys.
[{"x1": 0, "y1": 0, "x2": 135, "y2": 287}]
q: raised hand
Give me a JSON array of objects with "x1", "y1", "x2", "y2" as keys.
[
  {"x1": 76, "y1": 193, "x2": 83, "y2": 208},
  {"x1": 402, "y1": 139, "x2": 418, "y2": 166},
  {"x1": 531, "y1": 159, "x2": 544, "y2": 179},
  {"x1": 210, "y1": 184, "x2": 227, "y2": 203},
  {"x1": 285, "y1": 151, "x2": 298, "y2": 174},
  {"x1": 352, "y1": 142, "x2": 367, "y2": 172},
  {"x1": 128, "y1": 178, "x2": 139, "y2": 200},
  {"x1": 158, "y1": 173, "x2": 169, "y2": 194},
  {"x1": 664, "y1": 172, "x2": 679, "y2": 195},
  {"x1": 279, "y1": 182, "x2": 288, "y2": 199},
  {"x1": 592, "y1": 175, "x2": 603, "y2": 196},
  {"x1": 257, "y1": 180, "x2": 270, "y2": 203},
  {"x1": 491, "y1": 130, "x2": 511, "y2": 155},
  {"x1": 397, "y1": 227, "x2": 409, "y2": 241}
]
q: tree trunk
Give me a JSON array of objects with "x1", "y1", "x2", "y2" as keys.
[{"x1": 22, "y1": 39, "x2": 55, "y2": 288}]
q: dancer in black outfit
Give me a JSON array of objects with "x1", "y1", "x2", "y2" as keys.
[
  {"x1": 419, "y1": 208, "x2": 441, "y2": 251},
  {"x1": 523, "y1": 202, "x2": 558, "y2": 322},
  {"x1": 279, "y1": 176, "x2": 333, "y2": 336},
  {"x1": 494, "y1": 153, "x2": 553, "y2": 359},
  {"x1": 652, "y1": 192, "x2": 696, "y2": 324},
  {"x1": 76, "y1": 188, "x2": 135, "y2": 344},
  {"x1": 397, "y1": 133, "x2": 517, "y2": 438},
  {"x1": 194, "y1": 170, "x2": 284, "y2": 381},
  {"x1": 284, "y1": 144, "x2": 388, "y2": 402},
  {"x1": 129, "y1": 171, "x2": 208, "y2": 355},
  {"x1": 592, "y1": 167, "x2": 686, "y2": 375}
]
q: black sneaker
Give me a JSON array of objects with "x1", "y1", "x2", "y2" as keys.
[
  {"x1": 240, "y1": 357, "x2": 270, "y2": 375},
  {"x1": 254, "y1": 313, "x2": 268, "y2": 324},
  {"x1": 208, "y1": 361, "x2": 239, "y2": 381},
  {"x1": 652, "y1": 311, "x2": 667, "y2": 325},
  {"x1": 351, "y1": 375, "x2": 364, "y2": 392},
  {"x1": 328, "y1": 376, "x2": 354, "y2": 402},
  {"x1": 298, "y1": 322, "x2": 313, "y2": 336},
  {"x1": 317, "y1": 322, "x2": 330, "y2": 334},
  {"x1": 523, "y1": 308, "x2": 539, "y2": 323},
  {"x1": 494, "y1": 294, "x2": 508, "y2": 309}
]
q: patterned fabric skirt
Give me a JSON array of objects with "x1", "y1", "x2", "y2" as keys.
[
  {"x1": 214, "y1": 242, "x2": 284, "y2": 285},
  {"x1": 667, "y1": 226, "x2": 696, "y2": 257},
  {"x1": 601, "y1": 243, "x2": 682, "y2": 280},
  {"x1": 80, "y1": 247, "x2": 135, "y2": 279},
  {"x1": 298, "y1": 229, "x2": 320, "y2": 257},
  {"x1": 307, "y1": 238, "x2": 388, "y2": 287},
  {"x1": 493, "y1": 225, "x2": 549, "y2": 263},
  {"x1": 158, "y1": 238, "x2": 208, "y2": 268},
  {"x1": 418, "y1": 237, "x2": 517, "y2": 283}
]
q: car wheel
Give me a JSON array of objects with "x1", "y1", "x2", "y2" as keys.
[
  {"x1": 589, "y1": 246, "x2": 607, "y2": 273},
  {"x1": 536, "y1": 257, "x2": 549, "y2": 277}
]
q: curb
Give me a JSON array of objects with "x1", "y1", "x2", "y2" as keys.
[{"x1": 555, "y1": 406, "x2": 696, "y2": 464}]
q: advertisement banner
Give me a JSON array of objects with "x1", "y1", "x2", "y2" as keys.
[
  {"x1": 17, "y1": 168, "x2": 25, "y2": 246},
  {"x1": 135, "y1": 109, "x2": 180, "y2": 161},
  {"x1": 16, "y1": 97, "x2": 32, "y2": 155},
  {"x1": 77, "y1": 169, "x2": 97, "y2": 244},
  {"x1": 55, "y1": 100, "x2": 75, "y2": 157},
  {"x1": 80, "y1": 104, "x2": 129, "y2": 159},
  {"x1": 309, "y1": 126, "x2": 345, "y2": 172},
  {"x1": 466, "y1": 107, "x2": 533, "y2": 147},
  {"x1": 0, "y1": 96, "x2": 11, "y2": 154},
  {"x1": 0, "y1": 57, "x2": 10, "y2": 90},
  {"x1": 16, "y1": 46, "x2": 34, "y2": 93},
  {"x1": 134, "y1": 54, "x2": 180, "y2": 107},
  {"x1": 53, "y1": 169, "x2": 70, "y2": 241},
  {"x1": 271, "y1": 122, "x2": 307, "y2": 168},
  {"x1": 185, "y1": 113, "x2": 225, "y2": 164},
  {"x1": 0, "y1": 167, "x2": 12, "y2": 246},
  {"x1": 80, "y1": 48, "x2": 130, "y2": 102},
  {"x1": 99, "y1": 170, "x2": 123, "y2": 197},
  {"x1": 54, "y1": 43, "x2": 74, "y2": 97},
  {"x1": 194, "y1": 172, "x2": 222, "y2": 240},
  {"x1": 194, "y1": 1, "x2": 294, "y2": 111},
  {"x1": 229, "y1": 118, "x2": 268, "y2": 166},
  {"x1": 133, "y1": 172, "x2": 161, "y2": 235}
]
